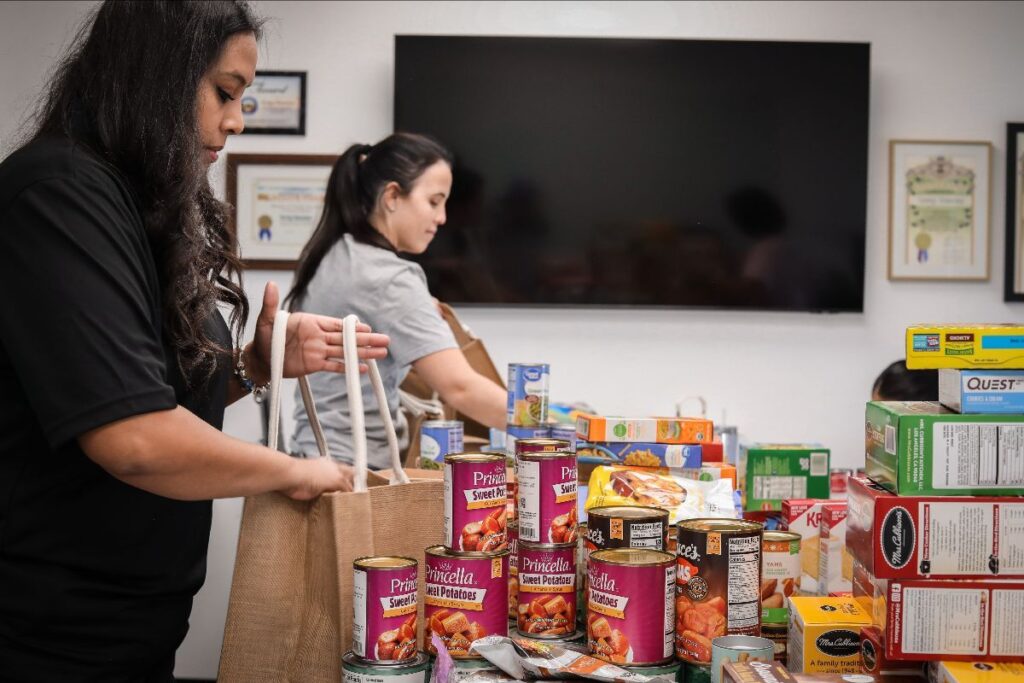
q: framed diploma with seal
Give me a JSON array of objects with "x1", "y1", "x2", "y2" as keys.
[
  {"x1": 240, "y1": 70, "x2": 306, "y2": 135},
  {"x1": 1005, "y1": 123, "x2": 1024, "y2": 301},
  {"x1": 227, "y1": 153, "x2": 337, "y2": 269},
  {"x1": 888, "y1": 139, "x2": 992, "y2": 281}
]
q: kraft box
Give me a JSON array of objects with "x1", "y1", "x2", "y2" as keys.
[
  {"x1": 739, "y1": 444, "x2": 831, "y2": 511},
  {"x1": 847, "y1": 476, "x2": 1024, "y2": 580},
  {"x1": 906, "y1": 324, "x2": 1024, "y2": 369},
  {"x1": 938, "y1": 368, "x2": 1024, "y2": 414},
  {"x1": 865, "y1": 401, "x2": 1024, "y2": 496},
  {"x1": 575, "y1": 441, "x2": 702, "y2": 468}
]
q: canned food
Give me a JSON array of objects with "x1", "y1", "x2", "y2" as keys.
[
  {"x1": 586, "y1": 506, "x2": 670, "y2": 552},
  {"x1": 709, "y1": 636, "x2": 773, "y2": 683},
  {"x1": 507, "y1": 469, "x2": 518, "y2": 522},
  {"x1": 517, "y1": 629, "x2": 587, "y2": 652},
  {"x1": 505, "y1": 426, "x2": 552, "y2": 458},
  {"x1": 587, "y1": 548, "x2": 676, "y2": 666},
  {"x1": 353, "y1": 556, "x2": 419, "y2": 661},
  {"x1": 444, "y1": 453, "x2": 508, "y2": 553},
  {"x1": 424, "y1": 546, "x2": 509, "y2": 658},
  {"x1": 517, "y1": 450, "x2": 578, "y2": 544},
  {"x1": 342, "y1": 651, "x2": 430, "y2": 683},
  {"x1": 675, "y1": 519, "x2": 763, "y2": 664},
  {"x1": 549, "y1": 425, "x2": 578, "y2": 450},
  {"x1": 516, "y1": 540, "x2": 577, "y2": 637},
  {"x1": 759, "y1": 622, "x2": 787, "y2": 666},
  {"x1": 760, "y1": 531, "x2": 800, "y2": 625},
  {"x1": 576, "y1": 523, "x2": 588, "y2": 626},
  {"x1": 507, "y1": 363, "x2": 550, "y2": 427},
  {"x1": 508, "y1": 523, "x2": 519, "y2": 619},
  {"x1": 683, "y1": 662, "x2": 711, "y2": 683},
  {"x1": 624, "y1": 661, "x2": 681, "y2": 681},
  {"x1": 515, "y1": 438, "x2": 572, "y2": 456},
  {"x1": 420, "y1": 420, "x2": 464, "y2": 468}
]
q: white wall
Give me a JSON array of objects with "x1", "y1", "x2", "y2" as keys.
[{"x1": 3, "y1": 1, "x2": 1024, "y2": 678}]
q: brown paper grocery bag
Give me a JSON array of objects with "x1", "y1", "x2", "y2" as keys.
[{"x1": 219, "y1": 314, "x2": 443, "y2": 682}]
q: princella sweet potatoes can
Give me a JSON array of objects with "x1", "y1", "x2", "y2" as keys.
[
  {"x1": 352, "y1": 556, "x2": 419, "y2": 662},
  {"x1": 424, "y1": 546, "x2": 509, "y2": 658},
  {"x1": 587, "y1": 548, "x2": 676, "y2": 665}
]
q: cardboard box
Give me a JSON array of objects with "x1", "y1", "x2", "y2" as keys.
[
  {"x1": 723, "y1": 660, "x2": 907, "y2": 682},
  {"x1": 575, "y1": 440, "x2": 702, "y2": 468},
  {"x1": 787, "y1": 596, "x2": 872, "y2": 674},
  {"x1": 818, "y1": 502, "x2": 851, "y2": 595},
  {"x1": 740, "y1": 444, "x2": 831, "y2": 511},
  {"x1": 907, "y1": 324, "x2": 1024, "y2": 370},
  {"x1": 865, "y1": 401, "x2": 1024, "y2": 496},
  {"x1": 928, "y1": 661, "x2": 1024, "y2": 683},
  {"x1": 938, "y1": 368, "x2": 1024, "y2": 414},
  {"x1": 847, "y1": 476, "x2": 1024, "y2": 580},
  {"x1": 574, "y1": 413, "x2": 713, "y2": 444},
  {"x1": 860, "y1": 626, "x2": 926, "y2": 679},
  {"x1": 782, "y1": 499, "x2": 831, "y2": 595},
  {"x1": 702, "y1": 440, "x2": 724, "y2": 462}
]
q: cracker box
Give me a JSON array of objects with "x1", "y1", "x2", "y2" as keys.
[
  {"x1": 847, "y1": 476, "x2": 1024, "y2": 580},
  {"x1": 860, "y1": 626, "x2": 926, "y2": 679},
  {"x1": 782, "y1": 498, "x2": 831, "y2": 595},
  {"x1": 938, "y1": 368, "x2": 1024, "y2": 414},
  {"x1": 787, "y1": 596, "x2": 872, "y2": 674},
  {"x1": 818, "y1": 502, "x2": 851, "y2": 595},
  {"x1": 575, "y1": 414, "x2": 713, "y2": 444},
  {"x1": 740, "y1": 444, "x2": 831, "y2": 511},
  {"x1": 865, "y1": 401, "x2": 1024, "y2": 496},
  {"x1": 928, "y1": 661, "x2": 1024, "y2": 683},
  {"x1": 907, "y1": 324, "x2": 1024, "y2": 370},
  {"x1": 575, "y1": 440, "x2": 702, "y2": 468}
]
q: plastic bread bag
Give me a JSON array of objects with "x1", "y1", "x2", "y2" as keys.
[
  {"x1": 585, "y1": 466, "x2": 735, "y2": 524},
  {"x1": 469, "y1": 635, "x2": 669, "y2": 683}
]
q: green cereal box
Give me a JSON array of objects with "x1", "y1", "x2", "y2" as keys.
[
  {"x1": 739, "y1": 444, "x2": 831, "y2": 511},
  {"x1": 865, "y1": 401, "x2": 1024, "y2": 496}
]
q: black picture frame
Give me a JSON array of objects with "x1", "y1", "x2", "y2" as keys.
[
  {"x1": 240, "y1": 70, "x2": 306, "y2": 136},
  {"x1": 1005, "y1": 123, "x2": 1024, "y2": 301}
]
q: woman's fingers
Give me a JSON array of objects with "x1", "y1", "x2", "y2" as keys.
[{"x1": 354, "y1": 332, "x2": 390, "y2": 349}]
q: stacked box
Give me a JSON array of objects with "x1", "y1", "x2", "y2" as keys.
[
  {"x1": 818, "y1": 502, "x2": 851, "y2": 595},
  {"x1": 781, "y1": 499, "x2": 831, "y2": 595},
  {"x1": 740, "y1": 444, "x2": 831, "y2": 511}
]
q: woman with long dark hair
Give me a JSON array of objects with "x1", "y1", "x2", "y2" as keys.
[
  {"x1": 0, "y1": 2, "x2": 388, "y2": 679},
  {"x1": 286, "y1": 133, "x2": 506, "y2": 468}
]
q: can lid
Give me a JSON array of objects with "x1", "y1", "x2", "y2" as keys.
[
  {"x1": 515, "y1": 438, "x2": 571, "y2": 449},
  {"x1": 354, "y1": 556, "x2": 417, "y2": 570},
  {"x1": 763, "y1": 531, "x2": 802, "y2": 543},
  {"x1": 422, "y1": 420, "x2": 463, "y2": 428},
  {"x1": 342, "y1": 651, "x2": 430, "y2": 670},
  {"x1": 425, "y1": 544, "x2": 510, "y2": 560},
  {"x1": 509, "y1": 362, "x2": 550, "y2": 369},
  {"x1": 444, "y1": 452, "x2": 506, "y2": 464},
  {"x1": 588, "y1": 505, "x2": 670, "y2": 521},
  {"x1": 677, "y1": 518, "x2": 763, "y2": 533},
  {"x1": 518, "y1": 539, "x2": 577, "y2": 551},
  {"x1": 517, "y1": 446, "x2": 575, "y2": 461},
  {"x1": 589, "y1": 548, "x2": 674, "y2": 566}
]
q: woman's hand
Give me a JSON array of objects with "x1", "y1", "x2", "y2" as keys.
[
  {"x1": 249, "y1": 282, "x2": 389, "y2": 379},
  {"x1": 283, "y1": 458, "x2": 355, "y2": 500}
]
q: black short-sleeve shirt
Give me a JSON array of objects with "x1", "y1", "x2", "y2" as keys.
[{"x1": 0, "y1": 137, "x2": 231, "y2": 679}]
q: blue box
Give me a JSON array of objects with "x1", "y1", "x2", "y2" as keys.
[
  {"x1": 939, "y1": 369, "x2": 1024, "y2": 414},
  {"x1": 575, "y1": 441, "x2": 702, "y2": 468}
]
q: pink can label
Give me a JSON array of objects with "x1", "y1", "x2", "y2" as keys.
[
  {"x1": 587, "y1": 555, "x2": 676, "y2": 665},
  {"x1": 353, "y1": 563, "x2": 419, "y2": 661},
  {"x1": 445, "y1": 458, "x2": 508, "y2": 553},
  {"x1": 517, "y1": 543, "x2": 577, "y2": 636},
  {"x1": 517, "y1": 454, "x2": 578, "y2": 543},
  {"x1": 508, "y1": 525, "x2": 520, "y2": 619},
  {"x1": 425, "y1": 549, "x2": 509, "y2": 657}
]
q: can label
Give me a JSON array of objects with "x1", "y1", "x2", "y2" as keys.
[
  {"x1": 761, "y1": 535, "x2": 800, "y2": 624},
  {"x1": 421, "y1": 421, "x2": 464, "y2": 466},
  {"x1": 508, "y1": 525, "x2": 520, "y2": 619},
  {"x1": 342, "y1": 653, "x2": 430, "y2": 683},
  {"x1": 587, "y1": 552, "x2": 676, "y2": 665},
  {"x1": 353, "y1": 562, "x2": 419, "y2": 661},
  {"x1": 507, "y1": 363, "x2": 550, "y2": 427},
  {"x1": 585, "y1": 510, "x2": 669, "y2": 552},
  {"x1": 444, "y1": 457, "x2": 508, "y2": 552},
  {"x1": 517, "y1": 542, "x2": 577, "y2": 637},
  {"x1": 517, "y1": 454, "x2": 578, "y2": 543},
  {"x1": 676, "y1": 523, "x2": 763, "y2": 663},
  {"x1": 424, "y1": 548, "x2": 509, "y2": 657},
  {"x1": 710, "y1": 637, "x2": 774, "y2": 682}
]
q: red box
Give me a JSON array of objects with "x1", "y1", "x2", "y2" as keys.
[
  {"x1": 859, "y1": 626, "x2": 925, "y2": 678},
  {"x1": 701, "y1": 440, "x2": 724, "y2": 462},
  {"x1": 847, "y1": 476, "x2": 1024, "y2": 580}
]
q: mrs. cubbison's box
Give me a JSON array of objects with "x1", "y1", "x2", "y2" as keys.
[
  {"x1": 847, "y1": 476, "x2": 1024, "y2": 580},
  {"x1": 740, "y1": 444, "x2": 830, "y2": 511},
  {"x1": 928, "y1": 661, "x2": 1024, "y2": 683},
  {"x1": 906, "y1": 324, "x2": 1024, "y2": 369},
  {"x1": 865, "y1": 401, "x2": 1024, "y2": 496},
  {"x1": 787, "y1": 596, "x2": 871, "y2": 675}
]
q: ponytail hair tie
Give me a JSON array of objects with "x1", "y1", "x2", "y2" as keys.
[{"x1": 357, "y1": 143, "x2": 373, "y2": 164}]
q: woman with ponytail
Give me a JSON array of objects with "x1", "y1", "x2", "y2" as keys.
[{"x1": 287, "y1": 133, "x2": 506, "y2": 468}]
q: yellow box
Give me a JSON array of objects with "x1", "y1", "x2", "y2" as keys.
[
  {"x1": 787, "y1": 597, "x2": 871, "y2": 674},
  {"x1": 906, "y1": 324, "x2": 1024, "y2": 369},
  {"x1": 932, "y1": 661, "x2": 1024, "y2": 683}
]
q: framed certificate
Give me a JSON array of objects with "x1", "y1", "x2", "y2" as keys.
[
  {"x1": 887, "y1": 139, "x2": 992, "y2": 281},
  {"x1": 1005, "y1": 124, "x2": 1024, "y2": 301},
  {"x1": 240, "y1": 70, "x2": 306, "y2": 135},
  {"x1": 227, "y1": 153, "x2": 337, "y2": 269}
]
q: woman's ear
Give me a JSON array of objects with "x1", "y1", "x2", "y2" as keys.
[{"x1": 380, "y1": 181, "x2": 402, "y2": 212}]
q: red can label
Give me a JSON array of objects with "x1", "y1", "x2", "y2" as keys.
[
  {"x1": 353, "y1": 561, "x2": 419, "y2": 662},
  {"x1": 445, "y1": 456, "x2": 508, "y2": 553},
  {"x1": 424, "y1": 547, "x2": 509, "y2": 658},
  {"x1": 587, "y1": 551, "x2": 676, "y2": 665},
  {"x1": 517, "y1": 453, "x2": 578, "y2": 543},
  {"x1": 517, "y1": 542, "x2": 577, "y2": 637}
]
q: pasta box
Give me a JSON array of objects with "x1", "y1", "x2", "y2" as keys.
[{"x1": 574, "y1": 414, "x2": 713, "y2": 444}]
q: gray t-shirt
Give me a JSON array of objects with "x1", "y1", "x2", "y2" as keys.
[{"x1": 290, "y1": 234, "x2": 457, "y2": 468}]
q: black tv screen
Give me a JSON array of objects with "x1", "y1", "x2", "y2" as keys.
[{"x1": 395, "y1": 36, "x2": 870, "y2": 312}]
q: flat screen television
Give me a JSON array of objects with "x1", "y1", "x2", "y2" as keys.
[{"x1": 394, "y1": 36, "x2": 870, "y2": 312}]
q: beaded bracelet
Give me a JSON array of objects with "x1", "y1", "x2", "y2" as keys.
[{"x1": 234, "y1": 347, "x2": 270, "y2": 403}]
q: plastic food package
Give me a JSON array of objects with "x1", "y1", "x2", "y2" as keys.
[
  {"x1": 470, "y1": 635, "x2": 669, "y2": 683},
  {"x1": 585, "y1": 466, "x2": 735, "y2": 524}
]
